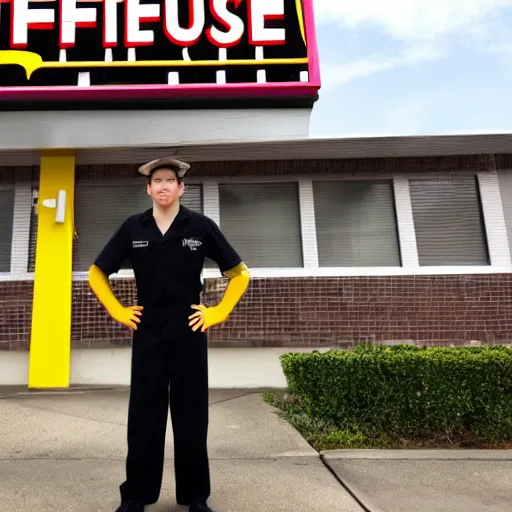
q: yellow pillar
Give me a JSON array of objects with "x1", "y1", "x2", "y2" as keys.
[{"x1": 29, "y1": 150, "x2": 75, "y2": 389}]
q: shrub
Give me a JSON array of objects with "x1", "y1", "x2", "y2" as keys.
[{"x1": 280, "y1": 345, "x2": 512, "y2": 442}]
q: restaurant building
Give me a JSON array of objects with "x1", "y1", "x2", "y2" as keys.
[{"x1": 1, "y1": 1, "x2": 512, "y2": 390}]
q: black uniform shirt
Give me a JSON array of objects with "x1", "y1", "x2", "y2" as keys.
[{"x1": 94, "y1": 205, "x2": 242, "y2": 328}]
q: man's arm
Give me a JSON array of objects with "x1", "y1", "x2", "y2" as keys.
[
  {"x1": 189, "y1": 261, "x2": 250, "y2": 332},
  {"x1": 87, "y1": 217, "x2": 143, "y2": 330},
  {"x1": 188, "y1": 217, "x2": 250, "y2": 332},
  {"x1": 88, "y1": 264, "x2": 143, "y2": 330},
  {"x1": 220, "y1": 261, "x2": 251, "y2": 310}
]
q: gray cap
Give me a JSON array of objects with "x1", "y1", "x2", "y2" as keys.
[{"x1": 138, "y1": 157, "x2": 191, "y2": 179}]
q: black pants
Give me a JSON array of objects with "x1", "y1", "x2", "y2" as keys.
[{"x1": 119, "y1": 317, "x2": 210, "y2": 505}]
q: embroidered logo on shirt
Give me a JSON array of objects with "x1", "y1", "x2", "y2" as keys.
[
  {"x1": 133, "y1": 241, "x2": 149, "y2": 249},
  {"x1": 182, "y1": 237, "x2": 202, "y2": 251}
]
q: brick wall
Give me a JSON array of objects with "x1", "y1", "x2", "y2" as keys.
[
  {"x1": 1, "y1": 154, "x2": 510, "y2": 351},
  {"x1": 0, "y1": 280, "x2": 33, "y2": 350},
  {"x1": 2, "y1": 273, "x2": 512, "y2": 350},
  {"x1": 72, "y1": 153, "x2": 494, "y2": 180}
]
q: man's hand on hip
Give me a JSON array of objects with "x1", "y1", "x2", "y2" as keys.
[
  {"x1": 110, "y1": 305, "x2": 144, "y2": 331},
  {"x1": 188, "y1": 305, "x2": 227, "y2": 333}
]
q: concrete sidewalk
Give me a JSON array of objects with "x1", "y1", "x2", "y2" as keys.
[
  {"x1": 2, "y1": 387, "x2": 511, "y2": 511},
  {"x1": 321, "y1": 449, "x2": 512, "y2": 512},
  {"x1": 0, "y1": 388, "x2": 362, "y2": 512}
]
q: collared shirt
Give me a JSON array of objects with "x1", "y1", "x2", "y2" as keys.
[{"x1": 94, "y1": 205, "x2": 241, "y2": 322}]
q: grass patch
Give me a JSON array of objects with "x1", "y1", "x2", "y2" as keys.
[{"x1": 263, "y1": 390, "x2": 392, "y2": 451}]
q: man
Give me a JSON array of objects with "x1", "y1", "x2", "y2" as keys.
[{"x1": 88, "y1": 157, "x2": 250, "y2": 512}]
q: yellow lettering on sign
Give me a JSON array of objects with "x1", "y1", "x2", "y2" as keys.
[
  {"x1": 0, "y1": 50, "x2": 43, "y2": 79},
  {"x1": 0, "y1": 50, "x2": 307, "y2": 73},
  {"x1": 296, "y1": 0, "x2": 306, "y2": 45}
]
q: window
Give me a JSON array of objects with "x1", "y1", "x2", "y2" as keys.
[
  {"x1": 409, "y1": 176, "x2": 489, "y2": 266},
  {"x1": 73, "y1": 182, "x2": 202, "y2": 271},
  {"x1": 219, "y1": 182, "x2": 303, "y2": 267},
  {"x1": 28, "y1": 183, "x2": 203, "y2": 272},
  {"x1": 313, "y1": 180, "x2": 400, "y2": 267},
  {"x1": 0, "y1": 188, "x2": 14, "y2": 272}
]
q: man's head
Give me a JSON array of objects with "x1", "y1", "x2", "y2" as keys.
[
  {"x1": 138, "y1": 157, "x2": 190, "y2": 209},
  {"x1": 146, "y1": 167, "x2": 184, "y2": 207}
]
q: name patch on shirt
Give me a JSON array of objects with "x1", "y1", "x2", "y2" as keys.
[
  {"x1": 182, "y1": 238, "x2": 202, "y2": 251},
  {"x1": 133, "y1": 241, "x2": 149, "y2": 249}
]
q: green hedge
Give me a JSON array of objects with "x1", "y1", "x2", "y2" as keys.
[{"x1": 280, "y1": 345, "x2": 512, "y2": 441}]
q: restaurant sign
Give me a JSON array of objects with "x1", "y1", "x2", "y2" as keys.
[{"x1": 0, "y1": 0, "x2": 320, "y2": 105}]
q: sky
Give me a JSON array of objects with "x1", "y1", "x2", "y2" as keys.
[{"x1": 308, "y1": 0, "x2": 512, "y2": 138}]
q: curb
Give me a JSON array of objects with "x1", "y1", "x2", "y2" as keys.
[
  {"x1": 320, "y1": 449, "x2": 512, "y2": 461},
  {"x1": 0, "y1": 385, "x2": 125, "y2": 398}
]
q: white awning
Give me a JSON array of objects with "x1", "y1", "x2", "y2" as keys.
[{"x1": 0, "y1": 132, "x2": 511, "y2": 167}]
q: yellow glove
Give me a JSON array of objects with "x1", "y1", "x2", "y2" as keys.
[
  {"x1": 189, "y1": 262, "x2": 250, "y2": 333},
  {"x1": 88, "y1": 264, "x2": 143, "y2": 331},
  {"x1": 110, "y1": 305, "x2": 144, "y2": 331}
]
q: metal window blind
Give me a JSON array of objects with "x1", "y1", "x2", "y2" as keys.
[
  {"x1": 409, "y1": 176, "x2": 489, "y2": 266},
  {"x1": 498, "y1": 169, "x2": 512, "y2": 257},
  {"x1": 219, "y1": 182, "x2": 303, "y2": 268},
  {"x1": 28, "y1": 184, "x2": 202, "y2": 272},
  {"x1": 28, "y1": 188, "x2": 38, "y2": 272},
  {"x1": 313, "y1": 180, "x2": 400, "y2": 267},
  {"x1": 0, "y1": 188, "x2": 14, "y2": 271}
]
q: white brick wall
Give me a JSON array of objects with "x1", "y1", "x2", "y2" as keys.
[
  {"x1": 202, "y1": 180, "x2": 220, "y2": 225},
  {"x1": 478, "y1": 171, "x2": 512, "y2": 266},
  {"x1": 393, "y1": 177, "x2": 420, "y2": 267},
  {"x1": 10, "y1": 183, "x2": 31, "y2": 275},
  {"x1": 298, "y1": 180, "x2": 319, "y2": 268}
]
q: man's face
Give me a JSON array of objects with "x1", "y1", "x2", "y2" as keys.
[{"x1": 147, "y1": 168, "x2": 184, "y2": 208}]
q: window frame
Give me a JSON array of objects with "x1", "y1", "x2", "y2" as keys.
[
  {"x1": 408, "y1": 174, "x2": 490, "y2": 267},
  {"x1": 217, "y1": 179, "x2": 305, "y2": 269},
  {"x1": 1, "y1": 169, "x2": 509, "y2": 281},
  {"x1": 201, "y1": 171, "x2": 501, "y2": 278},
  {"x1": 312, "y1": 178, "x2": 402, "y2": 268},
  {"x1": 23, "y1": 176, "x2": 204, "y2": 279}
]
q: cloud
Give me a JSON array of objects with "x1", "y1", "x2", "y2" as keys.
[
  {"x1": 313, "y1": 0, "x2": 512, "y2": 41},
  {"x1": 320, "y1": 44, "x2": 442, "y2": 89},
  {"x1": 489, "y1": 43, "x2": 512, "y2": 52}
]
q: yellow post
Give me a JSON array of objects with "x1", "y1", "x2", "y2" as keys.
[{"x1": 29, "y1": 150, "x2": 75, "y2": 389}]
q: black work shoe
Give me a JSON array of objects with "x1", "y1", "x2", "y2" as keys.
[
  {"x1": 189, "y1": 502, "x2": 214, "y2": 512},
  {"x1": 115, "y1": 500, "x2": 145, "y2": 512}
]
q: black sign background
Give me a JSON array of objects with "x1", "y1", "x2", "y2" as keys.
[{"x1": 0, "y1": 0, "x2": 308, "y2": 88}]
